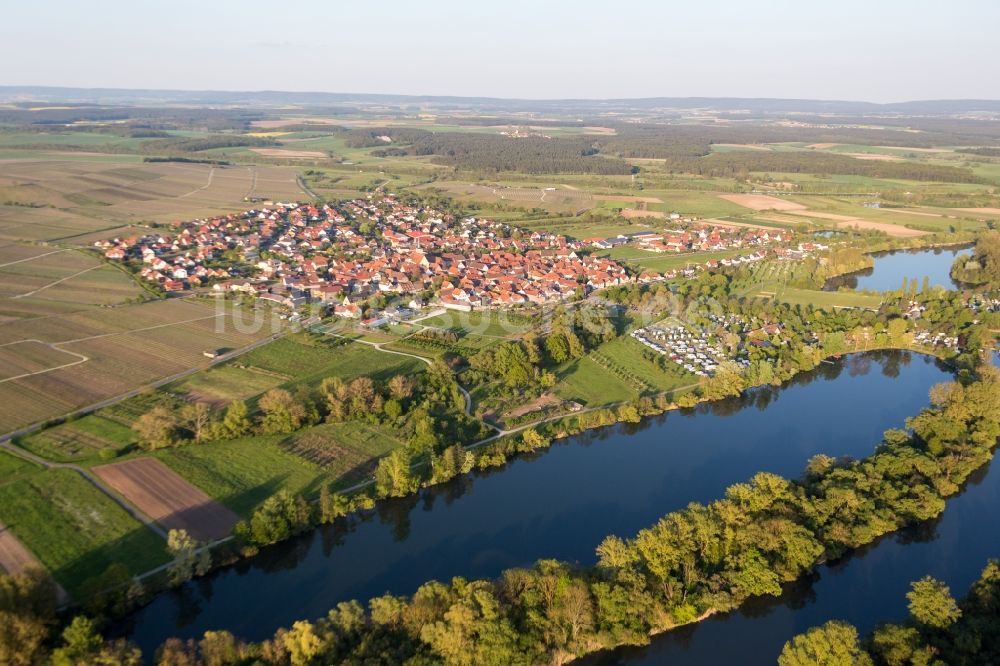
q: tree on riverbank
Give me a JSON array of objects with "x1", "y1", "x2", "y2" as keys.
[
  {"x1": 781, "y1": 560, "x2": 1000, "y2": 665},
  {"x1": 144, "y1": 362, "x2": 1000, "y2": 665}
]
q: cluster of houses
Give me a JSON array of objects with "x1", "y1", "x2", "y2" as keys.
[
  {"x1": 96, "y1": 196, "x2": 633, "y2": 313},
  {"x1": 587, "y1": 223, "x2": 792, "y2": 255},
  {"x1": 95, "y1": 235, "x2": 233, "y2": 292},
  {"x1": 968, "y1": 295, "x2": 1000, "y2": 314},
  {"x1": 631, "y1": 324, "x2": 730, "y2": 376},
  {"x1": 913, "y1": 330, "x2": 959, "y2": 350}
]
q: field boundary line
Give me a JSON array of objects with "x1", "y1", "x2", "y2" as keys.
[
  {"x1": 0, "y1": 249, "x2": 69, "y2": 268},
  {"x1": 0, "y1": 440, "x2": 167, "y2": 540},
  {"x1": 0, "y1": 339, "x2": 89, "y2": 384},
  {"x1": 177, "y1": 166, "x2": 215, "y2": 198},
  {"x1": 12, "y1": 264, "x2": 103, "y2": 299},
  {"x1": 0, "y1": 330, "x2": 286, "y2": 443}
]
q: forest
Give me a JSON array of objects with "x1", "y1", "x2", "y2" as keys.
[{"x1": 331, "y1": 124, "x2": 988, "y2": 180}]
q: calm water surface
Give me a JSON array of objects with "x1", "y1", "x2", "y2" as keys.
[
  {"x1": 589, "y1": 353, "x2": 1000, "y2": 665},
  {"x1": 121, "y1": 351, "x2": 951, "y2": 655},
  {"x1": 825, "y1": 245, "x2": 971, "y2": 292}
]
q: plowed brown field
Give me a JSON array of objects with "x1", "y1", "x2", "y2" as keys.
[{"x1": 94, "y1": 458, "x2": 238, "y2": 542}]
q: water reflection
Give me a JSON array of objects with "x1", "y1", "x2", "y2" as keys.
[
  {"x1": 824, "y1": 246, "x2": 970, "y2": 292},
  {"x1": 120, "y1": 351, "x2": 952, "y2": 654}
]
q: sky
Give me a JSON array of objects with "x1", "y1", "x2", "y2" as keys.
[{"x1": 4, "y1": 0, "x2": 999, "y2": 102}]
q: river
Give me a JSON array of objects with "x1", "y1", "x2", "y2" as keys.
[
  {"x1": 824, "y1": 245, "x2": 971, "y2": 292},
  {"x1": 122, "y1": 350, "x2": 952, "y2": 655},
  {"x1": 588, "y1": 352, "x2": 1000, "y2": 665}
]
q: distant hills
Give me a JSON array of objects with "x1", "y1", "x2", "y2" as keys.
[{"x1": 1, "y1": 86, "x2": 999, "y2": 116}]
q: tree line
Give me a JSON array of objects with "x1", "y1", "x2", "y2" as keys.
[
  {"x1": 951, "y1": 230, "x2": 1000, "y2": 287},
  {"x1": 142, "y1": 359, "x2": 1000, "y2": 665},
  {"x1": 131, "y1": 362, "x2": 475, "y2": 455}
]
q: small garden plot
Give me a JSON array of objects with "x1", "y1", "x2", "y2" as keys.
[
  {"x1": 281, "y1": 422, "x2": 404, "y2": 488},
  {"x1": 19, "y1": 415, "x2": 136, "y2": 462},
  {"x1": 152, "y1": 436, "x2": 330, "y2": 518},
  {"x1": 0, "y1": 465, "x2": 169, "y2": 595}
]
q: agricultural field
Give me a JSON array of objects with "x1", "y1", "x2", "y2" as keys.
[
  {"x1": 150, "y1": 436, "x2": 332, "y2": 518},
  {"x1": 0, "y1": 520, "x2": 42, "y2": 576},
  {"x1": 417, "y1": 309, "x2": 535, "y2": 339},
  {"x1": 234, "y1": 336, "x2": 425, "y2": 389},
  {"x1": 93, "y1": 458, "x2": 240, "y2": 542},
  {"x1": 281, "y1": 421, "x2": 406, "y2": 490},
  {"x1": 17, "y1": 414, "x2": 137, "y2": 462},
  {"x1": 553, "y1": 356, "x2": 637, "y2": 406},
  {"x1": 0, "y1": 454, "x2": 169, "y2": 594},
  {"x1": 0, "y1": 247, "x2": 141, "y2": 319},
  {"x1": 598, "y1": 246, "x2": 749, "y2": 273},
  {"x1": 0, "y1": 298, "x2": 275, "y2": 434},
  {"x1": 731, "y1": 260, "x2": 885, "y2": 310},
  {"x1": 0, "y1": 158, "x2": 308, "y2": 242}
]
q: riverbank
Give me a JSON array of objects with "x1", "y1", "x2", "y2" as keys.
[
  {"x1": 114, "y1": 348, "x2": 958, "y2": 656},
  {"x1": 106, "y1": 343, "x2": 952, "y2": 606},
  {"x1": 124, "y1": 355, "x2": 1000, "y2": 664}
]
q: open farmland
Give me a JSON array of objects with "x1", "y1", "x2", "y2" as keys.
[
  {"x1": 236, "y1": 336, "x2": 426, "y2": 387},
  {"x1": 18, "y1": 414, "x2": 137, "y2": 462},
  {"x1": 415, "y1": 181, "x2": 594, "y2": 214},
  {"x1": 0, "y1": 159, "x2": 308, "y2": 241},
  {"x1": 0, "y1": 298, "x2": 275, "y2": 434},
  {"x1": 94, "y1": 458, "x2": 240, "y2": 542},
  {"x1": 0, "y1": 455, "x2": 169, "y2": 594},
  {"x1": 0, "y1": 247, "x2": 140, "y2": 319},
  {"x1": 718, "y1": 193, "x2": 808, "y2": 211},
  {"x1": 833, "y1": 219, "x2": 930, "y2": 237},
  {"x1": 152, "y1": 436, "x2": 331, "y2": 517}
]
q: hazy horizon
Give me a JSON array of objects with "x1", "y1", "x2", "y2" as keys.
[{"x1": 5, "y1": 0, "x2": 999, "y2": 103}]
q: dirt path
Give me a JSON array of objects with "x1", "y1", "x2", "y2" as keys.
[
  {"x1": 0, "y1": 329, "x2": 285, "y2": 443},
  {"x1": 178, "y1": 166, "x2": 215, "y2": 199},
  {"x1": 318, "y1": 329, "x2": 475, "y2": 418},
  {"x1": 12, "y1": 264, "x2": 103, "y2": 299},
  {"x1": 0, "y1": 339, "x2": 89, "y2": 384},
  {"x1": 0, "y1": 249, "x2": 69, "y2": 269},
  {"x1": 0, "y1": 440, "x2": 167, "y2": 539}
]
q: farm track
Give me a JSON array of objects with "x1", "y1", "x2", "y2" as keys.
[
  {"x1": 12, "y1": 264, "x2": 103, "y2": 299},
  {"x1": 0, "y1": 249, "x2": 69, "y2": 268},
  {"x1": 0, "y1": 439, "x2": 167, "y2": 540},
  {"x1": 297, "y1": 174, "x2": 319, "y2": 200},
  {"x1": 318, "y1": 329, "x2": 477, "y2": 420},
  {"x1": 177, "y1": 167, "x2": 215, "y2": 199},
  {"x1": 0, "y1": 339, "x2": 89, "y2": 384},
  {"x1": 0, "y1": 329, "x2": 286, "y2": 443}
]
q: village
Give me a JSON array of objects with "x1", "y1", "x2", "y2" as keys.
[
  {"x1": 95, "y1": 195, "x2": 824, "y2": 324},
  {"x1": 95, "y1": 196, "x2": 633, "y2": 316}
]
